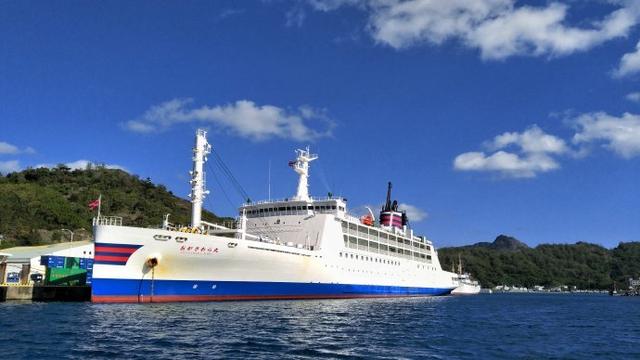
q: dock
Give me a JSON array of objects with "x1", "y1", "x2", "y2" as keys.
[{"x1": 0, "y1": 285, "x2": 91, "y2": 302}]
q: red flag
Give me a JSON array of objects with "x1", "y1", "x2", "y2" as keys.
[{"x1": 88, "y1": 198, "x2": 100, "y2": 210}]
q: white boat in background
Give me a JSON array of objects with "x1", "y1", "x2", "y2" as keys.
[
  {"x1": 451, "y1": 254, "x2": 481, "y2": 295},
  {"x1": 91, "y1": 129, "x2": 458, "y2": 303}
]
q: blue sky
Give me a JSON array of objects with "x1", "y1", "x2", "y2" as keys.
[{"x1": 1, "y1": 0, "x2": 640, "y2": 248}]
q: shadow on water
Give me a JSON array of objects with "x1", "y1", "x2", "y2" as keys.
[{"x1": 1, "y1": 294, "x2": 639, "y2": 359}]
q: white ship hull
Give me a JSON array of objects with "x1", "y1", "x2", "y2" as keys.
[
  {"x1": 92, "y1": 221, "x2": 457, "y2": 303},
  {"x1": 451, "y1": 282, "x2": 481, "y2": 295}
]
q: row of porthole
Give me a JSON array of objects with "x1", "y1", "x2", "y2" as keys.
[
  {"x1": 339, "y1": 252, "x2": 401, "y2": 266},
  {"x1": 326, "y1": 263, "x2": 439, "y2": 276},
  {"x1": 153, "y1": 234, "x2": 188, "y2": 242},
  {"x1": 417, "y1": 264, "x2": 437, "y2": 271}
]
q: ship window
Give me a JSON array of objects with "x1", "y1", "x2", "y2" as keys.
[
  {"x1": 278, "y1": 207, "x2": 285, "y2": 211},
  {"x1": 389, "y1": 246, "x2": 396, "y2": 253},
  {"x1": 404, "y1": 239, "x2": 411, "y2": 245},
  {"x1": 349, "y1": 237, "x2": 357, "y2": 249},
  {"x1": 426, "y1": 246, "x2": 431, "y2": 251},
  {"x1": 358, "y1": 226, "x2": 367, "y2": 239},
  {"x1": 339, "y1": 206, "x2": 344, "y2": 211},
  {"x1": 427, "y1": 255, "x2": 432, "y2": 260},
  {"x1": 350, "y1": 254, "x2": 353, "y2": 259},
  {"x1": 307, "y1": 205, "x2": 312, "y2": 210},
  {"x1": 339, "y1": 252, "x2": 342, "y2": 257},
  {"x1": 355, "y1": 255, "x2": 359, "y2": 260},
  {"x1": 331, "y1": 205, "x2": 336, "y2": 210}
]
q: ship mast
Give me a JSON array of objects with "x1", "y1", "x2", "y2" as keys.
[
  {"x1": 291, "y1": 146, "x2": 318, "y2": 201},
  {"x1": 189, "y1": 129, "x2": 211, "y2": 228}
]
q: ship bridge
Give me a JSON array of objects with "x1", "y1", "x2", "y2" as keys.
[{"x1": 240, "y1": 197, "x2": 346, "y2": 218}]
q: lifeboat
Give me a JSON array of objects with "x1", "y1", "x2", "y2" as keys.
[{"x1": 360, "y1": 214, "x2": 374, "y2": 226}]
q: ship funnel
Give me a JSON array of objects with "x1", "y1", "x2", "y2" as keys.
[
  {"x1": 189, "y1": 129, "x2": 211, "y2": 228},
  {"x1": 380, "y1": 181, "x2": 402, "y2": 229},
  {"x1": 383, "y1": 182, "x2": 392, "y2": 211}
]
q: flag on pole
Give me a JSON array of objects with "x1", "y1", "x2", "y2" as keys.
[
  {"x1": 88, "y1": 198, "x2": 100, "y2": 210},
  {"x1": 89, "y1": 194, "x2": 102, "y2": 218},
  {"x1": 288, "y1": 160, "x2": 297, "y2": 167}
]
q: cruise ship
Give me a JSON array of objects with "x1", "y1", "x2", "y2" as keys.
[{"x1": 91, "y1": 129, "x2": 458, "y2": 302}]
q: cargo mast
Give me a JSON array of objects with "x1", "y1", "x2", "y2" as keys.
[{"x1": 189, "y1": 129, "x2": 211, "y2": 228}]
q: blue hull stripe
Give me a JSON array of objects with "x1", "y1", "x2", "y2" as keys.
[
  {"x1": 94, "y1": 260, "x2": 128, "y2": 266},
  {"x1": 92, "y1": 278, "x2": 453, "y2": 299}
]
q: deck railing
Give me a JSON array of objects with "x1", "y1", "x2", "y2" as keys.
[
  {"x1": 93, "y1": 216, "x2": 123, "y2": 226},
  {"x1": 246, "y1": 196, "x2": 345, "y2": 205}
]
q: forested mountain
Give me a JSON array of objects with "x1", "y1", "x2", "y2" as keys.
[
  {"x1": 439, "y1": 235, "x2": 640, "y2": 290},
  {"x1": 0, "y1": 165, "x2": 229, "y2": 248}
]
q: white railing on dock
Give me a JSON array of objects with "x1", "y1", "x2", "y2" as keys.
[{"x1": 93, "y1": 216, "x2": 123, "y2": 226}]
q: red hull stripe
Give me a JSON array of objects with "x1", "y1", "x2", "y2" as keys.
[
  {"x1": 92, "y1": 293, "x2": 433, "y2": 303},
  {"x1": 94, "y1": 255, "x2": 130, "y2": 262},
  {"x1": 95, "y1": 246, "x2": 138, "y2": 254}
]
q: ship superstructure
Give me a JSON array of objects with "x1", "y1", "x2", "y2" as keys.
[{"x1": 91, "y1": 130, "x2": 457, "y2": 302}]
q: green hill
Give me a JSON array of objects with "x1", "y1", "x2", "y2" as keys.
[
  {"x1": 0, "y1": 165, "x2": 230, "y2": 248},
  {"x1": 439, "y1": 235, "x2": 640, "y2": 290}
]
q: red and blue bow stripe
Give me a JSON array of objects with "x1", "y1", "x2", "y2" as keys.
[{"x1": 95, "y1": 243, "x2": 143, "y2": 265}]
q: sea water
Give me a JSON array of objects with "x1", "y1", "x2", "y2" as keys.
[{"x1": 1, "y1": 293, "x2": 638, "y2": 359}]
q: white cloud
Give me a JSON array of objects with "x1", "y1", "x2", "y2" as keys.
[
  {"x1": 614, "y1": 40, "x2": 640, "y2": 78},
  {"x1": 125, "y1": 98, "x2": 334, "y2": 142},
  {"x1": 454, "y1": 125, "x2": 566, "y2": 178},
  {"x1": 399, "y1": 203, "x2": 428, "y2": 222},
  {"x1": 0, "y1": 141, "x2": 34, "y2": 155},
  {"x1": 490, "y1": 125, "x2": 568, "y2": 154},
  {"x1": 454, "y1": 151, "x2": 559, "y2": 178},
  {"x1": 286, "y1": 5, "x2": 307, "y2": 27},
  {"x1": 573, "y1": 112, "x2": 640, "y2": 158},
  {"x1": 626, "y1": 92, "x2": 640, "y2": 102},
  {"x1": 0, "y1": 142, "x2": 19, "y2": 154},
  {"x1": 0, "y1": 160, "x2": 20, "y2": 174},
  {"x1": 35, "y1": 160, "x2": 128, "y2": 172},
  {"x1": 306, "y1": 0, "x2": 640, "y2": 60}
]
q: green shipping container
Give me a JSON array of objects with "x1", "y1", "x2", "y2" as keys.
[
  {"x1": 64, "y1": 257, "x2": 81, "y2": 269},
  {"x1": 45, "y1": 267, "x2": 87, "y2": 286}
]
